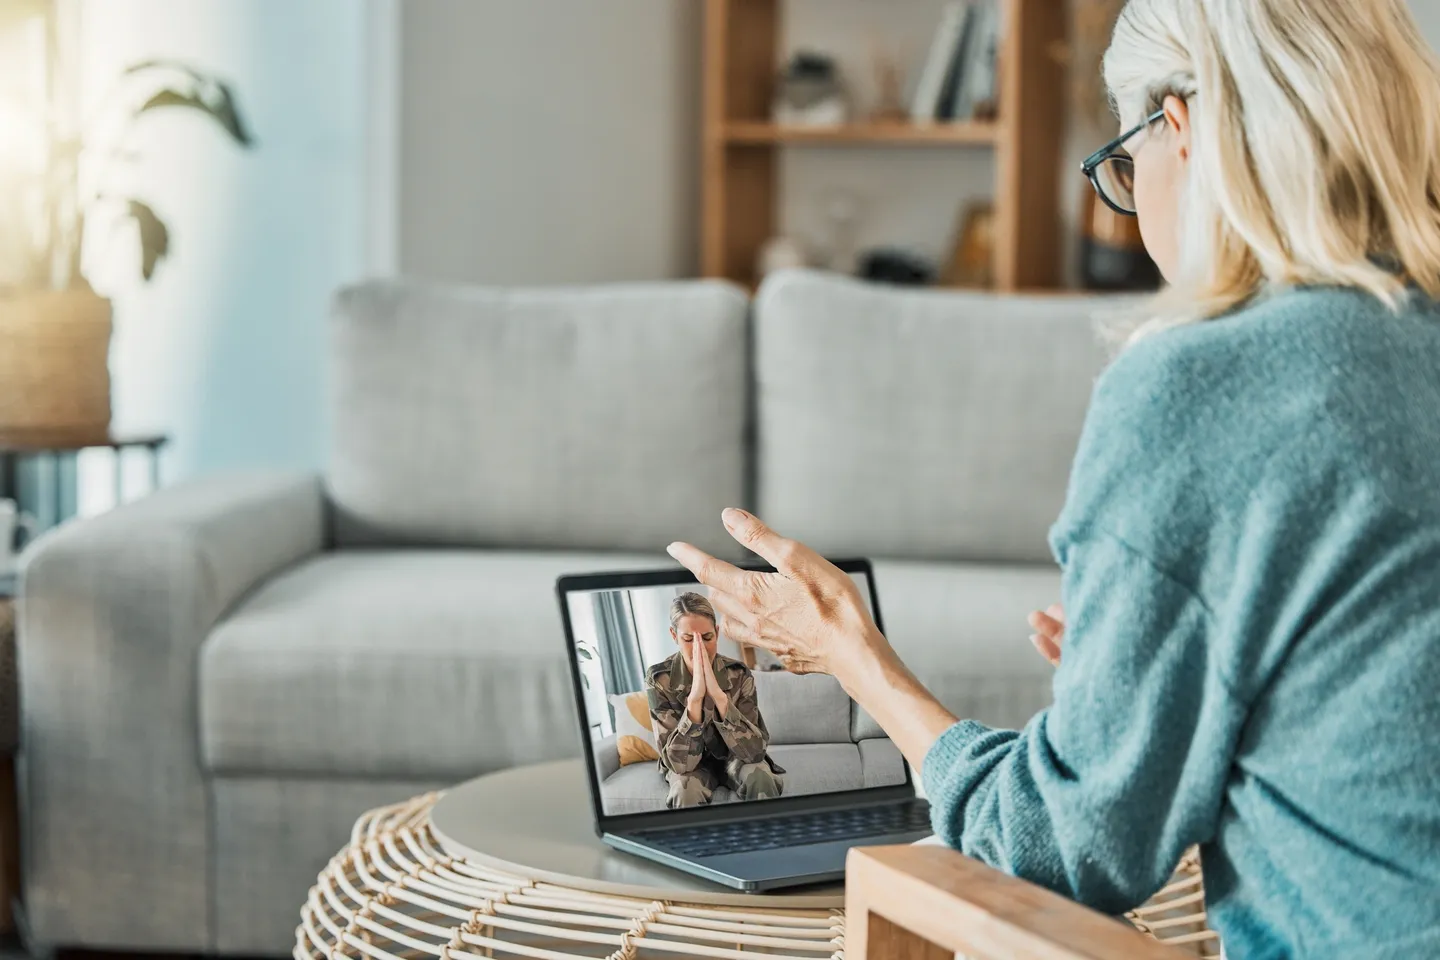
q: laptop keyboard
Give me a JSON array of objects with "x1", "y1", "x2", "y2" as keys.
[{"x1": 636, "y1": 800, "x2": 932, "y2": 859}]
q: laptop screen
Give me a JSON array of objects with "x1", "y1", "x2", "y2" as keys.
[{"x1": 561, "y1": 566, "x2": 908, "y2": 818}]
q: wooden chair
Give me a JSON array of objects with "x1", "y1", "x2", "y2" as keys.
[{"x1": 846, "y1": 845, "x2": 1221, "y2": 960}]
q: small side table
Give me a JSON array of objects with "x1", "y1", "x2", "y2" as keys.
[
  {"x1": 296, "y1": 762, "x2": 1220, "y2": 960},
  {"x1": 296, "y1": 761, "x2": 844, "y2": 960},
  {"x1": 0, "y1": 429, "x2": 168, "y2": 524}
]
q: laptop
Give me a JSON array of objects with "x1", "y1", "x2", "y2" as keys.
[{"x1": 556, "y1": 559, "x2": 932, "y2": 892}]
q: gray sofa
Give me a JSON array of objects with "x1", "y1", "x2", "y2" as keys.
[
  {"x1": 594, "y1": 672, "x2": 905, "y2": 814},
  {"x1": 17, "y1": 270, "x2": 1116, "y2": 954}
]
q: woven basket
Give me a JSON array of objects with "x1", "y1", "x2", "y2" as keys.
[{"x1": 0, "y1": 290, "x2": 112, "y2": 434}]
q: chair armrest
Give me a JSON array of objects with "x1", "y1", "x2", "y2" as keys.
[
  {"x1": 845, "y1": 846, "x2": 1190, "y2": 960},
  {"x1": 593, "y1": 733, "x2": 621, "y2": 783},
  {"x1": 17, "y1": 470, "x2": 324, "y2": 948}
]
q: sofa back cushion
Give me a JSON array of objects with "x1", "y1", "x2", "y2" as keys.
[
  {"x1": 328, "y1": 279, "x2": 749, "y2": 553},
  {"x1": 752, "y1": 670, "x2": 853, "y2": 744},
  {"x1": 753, "y1": 271, "x2": 1120, "y2": 563}
]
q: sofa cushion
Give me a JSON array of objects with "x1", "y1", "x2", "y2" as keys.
[
  {"x1": 769, "y1": 743, "x2": 863, "y2": 796},
  {"x1": 200, "y1": 549, "x2": 661, "y2": 780},
  {"x1": 858, "y1": 738, "x2": 907, "y2": 788},
  {"x1": 869, "y1": 559, "x2": 1061, "y2": 733},
  {"x1": 751, "y1": 670, "x2": 851, "y2": 744},
  {"x1": 754, "y1": 270, "x2": 1121, "y2": 563},
  {"x1": 607, "y1": 693, "x2": 660, "y2": 766},
  {"x1": 328, "y1": 279, "x2": 749, "y2": 555}
]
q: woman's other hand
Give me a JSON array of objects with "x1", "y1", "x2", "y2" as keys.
[
  {"x1": 666, "y1": 509, "x2": 888, "y2": 694},
  {"x1": 1027, "y1": 604, "x2": 1065, "y2": 667},
  {"x1": 686, "y1": 639, "x2": 708, "y2": 723}
]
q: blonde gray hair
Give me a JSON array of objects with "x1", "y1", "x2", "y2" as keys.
[
  {"x1": 670, "y1": 592, "x2": 717, "y2": 630},
  {"x1": 1103, "y1": 0, "x2": 1440, "y2": 337}
]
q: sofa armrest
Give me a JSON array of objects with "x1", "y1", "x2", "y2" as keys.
[
  {"x1": 845, "y1": 846, "x2": 1190, "y2": 960},
  {"x1": 18, "y1": 470, "x2": 324, "y2": 948},
  {"x1": 593, "y1": 733, "x2": 621, "y2": 784}
]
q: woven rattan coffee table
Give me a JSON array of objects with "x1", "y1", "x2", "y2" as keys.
[{"x1": 294, "y1": 760, "x2": 1219, "y2": 960}]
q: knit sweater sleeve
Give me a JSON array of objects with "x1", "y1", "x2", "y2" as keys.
[
  {"x1": 922, "y1": 532, "x2": 1245, "y2": 912},
  {"x1": 921, "y1": 332, "x2": 1250, "y2": 913}
]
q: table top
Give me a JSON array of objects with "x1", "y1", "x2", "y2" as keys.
[
  {"x1": 0, "y1": 429, "x2": 167, "y2": 453},
  {"x1": 429, "y1": 759, "x2": 845, "y2": 908}
]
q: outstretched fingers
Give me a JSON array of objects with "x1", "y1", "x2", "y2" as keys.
[
  {"x1": 667, "y1": 541, "x2": 757, "y2": 596},
  {"x1": 720, "y1": 509, "x2": 811, "y2": 573}
]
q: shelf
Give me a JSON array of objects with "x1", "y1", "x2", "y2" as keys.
[{"x1": 721, "y1": 121, "x2": 1002, "y2": 147}]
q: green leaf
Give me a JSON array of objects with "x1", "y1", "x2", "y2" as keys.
[
  {"x1": 136, "y1": 85, "x2": 254, "y2": 148},
  {"x1": 126, "y1": 200, "x2": 170, "y2": 281},
  {"x1": 576, "y1": 647, "x2": 593, "y2": 661},
  {"x1": 208, "y1": 80, "x2": 254, "y2": 146}
]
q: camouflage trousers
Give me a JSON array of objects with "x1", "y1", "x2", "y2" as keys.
[{"x1": 666, "y1": 756, "x2": 784, "y2": 809}]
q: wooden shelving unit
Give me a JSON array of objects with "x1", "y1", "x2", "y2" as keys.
[{"x1": 701, "y1": 0, "x2": 1067, "y2": 292}]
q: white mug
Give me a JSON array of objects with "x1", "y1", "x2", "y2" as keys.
[{"x1": 0, "y1": 499, "x2": 39, "y2": 578}]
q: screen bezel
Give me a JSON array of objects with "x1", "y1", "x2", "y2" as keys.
[{"x1": 556, "y1": 558, "x2": 914, "y2": 836}]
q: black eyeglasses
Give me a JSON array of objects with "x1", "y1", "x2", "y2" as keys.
[{"x1": 1081, "y1": 109, "x2": 1165, "y2": 217}]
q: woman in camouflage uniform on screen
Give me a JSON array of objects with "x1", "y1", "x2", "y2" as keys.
[{"x1": 645, "y1": 592, "x2": 784, "y2": 808}]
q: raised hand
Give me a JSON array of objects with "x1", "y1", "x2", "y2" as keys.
[
  {"x1": 670, "y1": 508, "x2": 961, "y2": 774},
  {"x1": 667, "y1": 509, "x2": 885, "y2": 694},
  {"x1": 1028, "y1": 604, "x2": 1065, "y2": 667}
]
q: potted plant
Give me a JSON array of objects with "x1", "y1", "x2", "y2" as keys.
[{"x1": 0, "y1": 1, "x2": 253, "y2": 437}]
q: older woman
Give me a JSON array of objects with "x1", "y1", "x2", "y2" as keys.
[
  {"x1": 646, "y1": 592, "x2": 783, "y2": 808},
  {"x1": 669, "y1": 0, "x2": 1440, "y2": 955}
]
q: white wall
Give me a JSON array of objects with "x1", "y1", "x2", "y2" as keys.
[
  {"x1": 396, "y1": 0, "x2": 996, "y2": 283},
  {"x1": 73, "y1": 0, "x2": 368, "y2": 502},
  {"x1": 397, "y1": 1, "x2": 1440, "y2": 290},
  {"x1": 399, "y1": 0, "x2": 700, "y2": 285},
  {"x1": 1414, "y1": 0, "x2": 1440, "y2": 51}
]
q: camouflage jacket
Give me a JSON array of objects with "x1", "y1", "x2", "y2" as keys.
[{"x1": 645, "y1": 652, "x2": 784, "y2": 777}]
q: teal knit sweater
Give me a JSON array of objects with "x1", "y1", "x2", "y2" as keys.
[{"x1": 922, "y1": 286, "x2": 1440, "y2": 959}]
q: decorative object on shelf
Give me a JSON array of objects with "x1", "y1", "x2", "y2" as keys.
[
  {"x1": 772, "y1": 51, "x2": 848, "y2": 127},
  {"x1": 0, "y1": 3, "x2": 253, "y2": 434},
  {"x1": 868, "y1": 41, "x2": 909, "y2": 123},
  {"x1": 858, "y1": 248, "x2": 935, "y2": 286},
  {"x1": 757, "y1": 236, "x2": 810, "y2": 280},
  {"x1": 1079, "y1": 190, "x2": 1162, "y2": 291},
  {"x1": 941, "y1": 202, "x2": 995, "y2": 288}
]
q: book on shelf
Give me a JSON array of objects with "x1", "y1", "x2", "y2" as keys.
[
  {"x1": 935, "y1": 2, "x2": 978, "y2": 120},
  {"x1": 916, "y1": 0, "x2": 1003, "y2": 124},
  {"x1": 909, "y1": 1, "x2": 967, "y2": 123},
  {"x1": 957, "y1": 0, "x2": 1003, "y2": 121}
]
